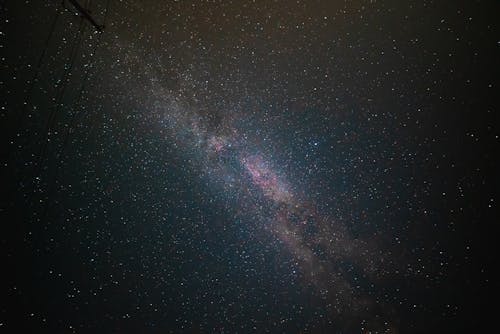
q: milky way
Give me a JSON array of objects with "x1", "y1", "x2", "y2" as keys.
[
  {"x1": 120, "y1": 59, "x2": 407, "y2": 330},
  {"x1": 3, "y1": 1, "x2": 495, "y2": 333}
]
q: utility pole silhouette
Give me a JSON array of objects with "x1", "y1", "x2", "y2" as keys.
[{"x1": 67, "y1": 0, "x2": 105, "y2": 32}]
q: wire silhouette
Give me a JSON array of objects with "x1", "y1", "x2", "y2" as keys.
[
  {"x1": 19, "y1": 7, "x2": 61, "y2": 126},
  {"x1": 34, "y1": 14, "x2": 87, "y2": 182},
  {"x1": 68, "y1": 0, "x2": 111, "y2": 128},
  {"x1": 12, "y1": 4, "x2": 62, "y2": 207},
  {"x1": 38, "y1": 0, "x2": 112, "y2": 222}
]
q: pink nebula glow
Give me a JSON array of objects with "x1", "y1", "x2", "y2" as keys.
[{"x1": 241, "y1": 155, "x2": 293, "y2": 204}]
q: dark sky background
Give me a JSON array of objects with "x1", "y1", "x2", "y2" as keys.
[{"x1": 1, "y1": 0, "x2": 498, "y2": 333}]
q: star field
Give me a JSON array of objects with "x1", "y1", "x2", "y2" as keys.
[{"x1": 2, "y1": 0, "x2": 497, "y2": 333}]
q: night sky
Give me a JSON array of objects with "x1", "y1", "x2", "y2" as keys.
[{"x1": 1, "y1": 0, "x2": 498, "y2": 333}]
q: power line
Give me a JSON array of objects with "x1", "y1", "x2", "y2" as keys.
[
  {"x1": 59, "y1": 0, "x2": 111, "y2": 150},
  {"x1": 67, "y1": 0, "x2": 105, "y2": 32},
  {"x1": 34, "y1": 15, "x2": 87, "y2": 181},
  {"x1": 20, "y1": 8, "x2": 61, "y2": 121},
  {"x1": 68, "y1": 0, "x2": 111, "y2": 130},
  {"x1": 47, "y1": 16, "x2": 87, "y2": 134},
  {"x1": 38, "y1": 0, "x2": 112, "y2": 221}
]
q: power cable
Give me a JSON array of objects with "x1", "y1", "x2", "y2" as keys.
[
  {"x1": 34, "y1": 15, "x2": 87, "y2": 182},
  {"x1": 39, "y1": 0, "x2": 112, "y2": 221},
  {"x1": 21, "y1": 8, "x2": 61, "y2": 119}
]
